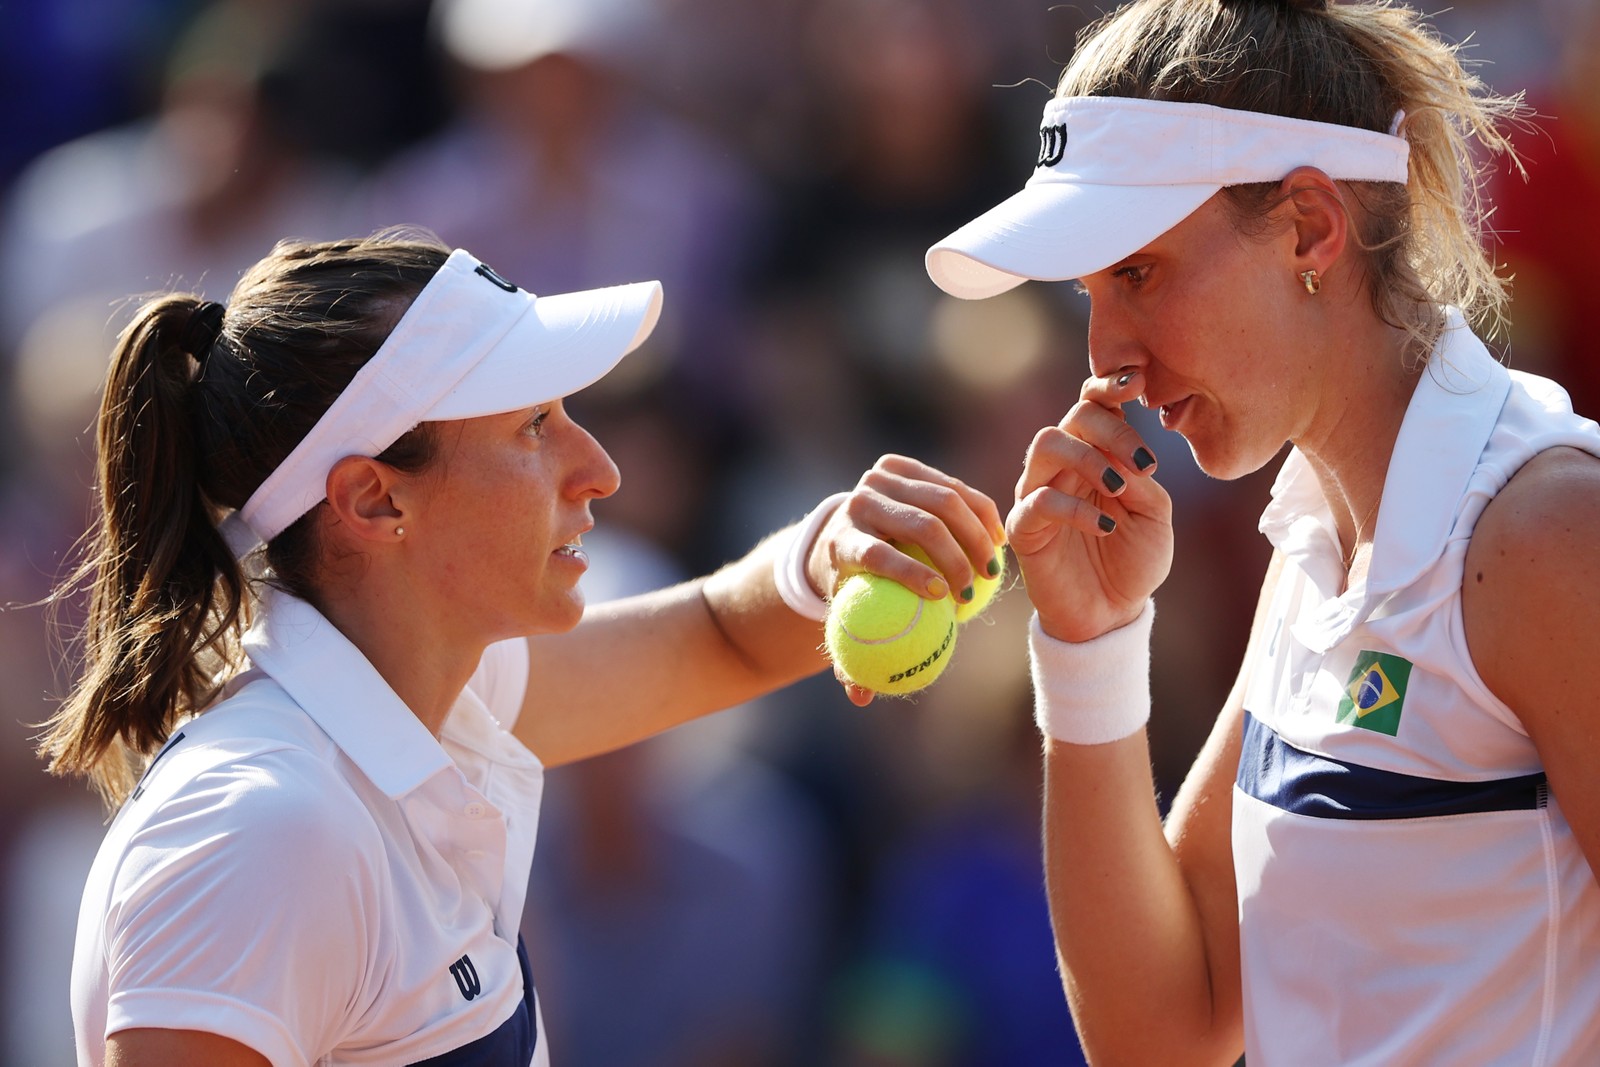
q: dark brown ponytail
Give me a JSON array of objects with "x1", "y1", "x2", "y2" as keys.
[{"x1": 40, "y1": 229, "x2": 451, "y2": 805}]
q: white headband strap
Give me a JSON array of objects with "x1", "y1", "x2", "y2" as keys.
[
  {"x1": 224, "y1": 249, "x2": 662, "y2": 556},
  {"x1": 1027, "y1": 96, "x2": 1410, "y2": 189},
  {"x1": 231, "y1": 250, "x2": 523, "y2": 552}
]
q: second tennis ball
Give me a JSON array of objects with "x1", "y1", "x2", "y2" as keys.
[
  {"x1": 825, "y1": 573, "x2": 957, "y2": 696},
  {"x1": 903, "y1": 544, "x2": 1007, "y2": 622}
]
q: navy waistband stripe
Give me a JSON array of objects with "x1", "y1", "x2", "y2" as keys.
[{"x1": 1237, "y1": 711, "x2": 1546, "y2": 820}]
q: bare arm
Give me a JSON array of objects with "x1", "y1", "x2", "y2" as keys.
[
  {"x1": 1463, "y1": 446, "x2": 1600, "y2": 881},
  {"x1": 1045, "y1": 552, "x2": 1280, "y2": 1065},
  {"x1": 1006, "y1": 366, "x2": 1279, "y2": 1063},
  {"x1": 515, "y1": 455, "x2": 1004, "y2": 766},
  {"x1": 107, "y1": 1030, "x2": 270, "y2": 1067}
]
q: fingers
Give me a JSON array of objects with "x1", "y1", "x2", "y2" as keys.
[
  {"x1": 1016, "y1": 375, "x2": 1159, "y2": 505},
  {"x1": 813, "y1": 455, "x2": 1005, "y2": 602},
  {"x1": 867, "y1": 454, "x2": 1007, "y2": 547},
  {"x1": 1006, "y1": 483, "x2": 1118, "y2": 554},
  {"x1": 834, "y1": 665, "x2": 876, "y2": 707}
]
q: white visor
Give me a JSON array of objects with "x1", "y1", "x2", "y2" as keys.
[
  {"x1": 926, "y1": 96, "x2": 1410, "y2": 299},
  {"x1": 226, "y1": 248, "x2": 663, "y2": 554}
]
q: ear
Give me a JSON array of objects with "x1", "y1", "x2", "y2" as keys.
[
  {"x1": 324, "y1": 455, "x2": 407, "y2": 545},
  {"x1": 1277, "y1": 165, "x2": 1350, "y2": 279}
]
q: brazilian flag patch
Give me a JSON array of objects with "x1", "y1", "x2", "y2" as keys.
[{"x1": 1336, "y1": 651, "x2": 1413, "y2": 736}]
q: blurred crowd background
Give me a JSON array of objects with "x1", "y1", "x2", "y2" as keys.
[{"x1": 1, "y1": 0, "x2": 1594, "y2": 1063}]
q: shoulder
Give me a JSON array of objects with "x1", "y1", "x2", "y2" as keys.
[
  {"x1": 1467, "y1": 446, "x2": 1600, "y2": 587},
  {"x1": 1463, "y1": 447, "x2": 1600, "y2": 715},
  {"x1": 112, "y1": 683, "x2": 384, "y2": 895}
]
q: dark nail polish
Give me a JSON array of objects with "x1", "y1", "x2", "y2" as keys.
[
  {"x1": 1101, "y1": 467, "x2": 1125, "y2": 493},
  {"x1": 1098, "y1": 514, "x2": 1117, "y2": 533},
  {"x1": 1133, "y1": 447, "x2": 1156, "y2": 471},
  {"x1": 987, "y1": 556, "x2": 1001, "y2": 577},
  {"x1": 1115, "y1": 371, "x2": 1136, "y2": 387},
  {"x1": 961, "y1": 585, "x2": 974, "y2": 602}
]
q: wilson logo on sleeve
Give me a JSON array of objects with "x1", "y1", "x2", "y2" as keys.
[{"x1": 1337, "y1": 651, "x2": 1412, "y2": 736}]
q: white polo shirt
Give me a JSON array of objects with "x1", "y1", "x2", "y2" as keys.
[{"x1": 71, "y1": 588, "x2": 550, "y2": 1067}]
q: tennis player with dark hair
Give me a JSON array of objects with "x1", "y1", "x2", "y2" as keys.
[
  {"x1": 927, "y1": 0, "x2": 1600, "y2": 1063},
  {"x1": 44, "y1": 230, "x2": 1004, "y2": 1066}
]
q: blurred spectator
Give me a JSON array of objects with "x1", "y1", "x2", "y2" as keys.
[
  {"x1": 0, "y1": 0, "x2": 194, "y2": 185},
  {"x1": 363, "y1": 0, "x2": 764, "y2": 432},
  {"x1": 522, "y1": 456, "x2": 833, "y2": 1066},
  {"x1": 830, "y1": 707, "x2": 1086, "y2": 1067},
  {"x1": 1487, "y1": 0, "x2": 1600, "y2": 418},
  {"x1": 0, "y1": 1, "x2": 366, "y2": 357}
]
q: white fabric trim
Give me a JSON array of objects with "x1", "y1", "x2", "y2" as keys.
[
  {"x1": 1026, "y1": 97, "x2": 1408, "y2": 191},
  {"x1": 772, "y1": 492, "x2": 848, "y2": 622},
  {"x1": 1030, "y1": 600, "x2": 1154, "y2": 745}
]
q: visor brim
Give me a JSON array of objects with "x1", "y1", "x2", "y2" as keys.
[
  {"x1": 426, "y1": 279, "x2": 664, "y2": 421},
  {"x1": 926, "y1": 181, "x2": 1221, "y2": 299}
]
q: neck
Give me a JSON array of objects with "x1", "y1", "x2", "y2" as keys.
[
  {"x1": 314, "y1": 568, "x2": 485, "y2": 738},
  {"x1": 1294, "y1": 316, "x2": 1422, "y2": 572}
]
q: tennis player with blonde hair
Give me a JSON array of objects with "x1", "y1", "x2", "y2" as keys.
[{"x1": 928, "y1": 0, "x2": 1600, "y2": 1062}]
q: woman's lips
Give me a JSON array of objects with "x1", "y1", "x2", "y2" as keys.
[{"x1": 1156, "y1": 395, "x2": 1191, "y2": 432}]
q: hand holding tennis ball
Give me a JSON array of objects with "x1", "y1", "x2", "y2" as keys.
[
  {"x1": 904, "y1": 544, "x2": 1006, "y2": 623},
  {"x1": 824, "y1": 544, "x2": 1008, "y2": 696}
]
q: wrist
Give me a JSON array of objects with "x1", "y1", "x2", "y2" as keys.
[
  {"x1": 1029, "y1": 599, "x2": 1154, "y2": 745},
  {"x1": 771, "y1": 492, "x2": 849, "y2": 622}
]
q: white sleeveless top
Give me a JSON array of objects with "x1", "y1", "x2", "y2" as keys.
[{"x1": 1234, "y1": 315, "x2": 1600, "y2": 1065}]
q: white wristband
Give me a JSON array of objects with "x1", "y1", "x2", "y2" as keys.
[
  {"x1": 772, "y1": 492, "x2": 849, "y2": 622},
  {"x1": 1029, "y1": 600, "x2": 1154, "y2": 745}
]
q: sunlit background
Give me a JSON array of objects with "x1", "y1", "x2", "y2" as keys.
[{"x1": 2, "y1": 0, "x2": 1594, "y2": 1063}]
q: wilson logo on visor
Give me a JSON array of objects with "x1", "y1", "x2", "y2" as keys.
[
  {"x1": 474, "y1": 263, "x2": 519, "y2": 293},
  {"x1": 1036, "y1": 123, "x2": 1068, "y2": 168}
]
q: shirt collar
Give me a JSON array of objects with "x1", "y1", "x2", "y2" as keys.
[
  {"x1": 242, "y1": 587, "x2": 455, "y2": 799},
  {"x1": 1259, "y1": 311, "x2": 1510, "y2": 645}
]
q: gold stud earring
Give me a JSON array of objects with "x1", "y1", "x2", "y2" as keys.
[{"x1": 1299, "y1": 269, "x2": 1321, "y2": 295}]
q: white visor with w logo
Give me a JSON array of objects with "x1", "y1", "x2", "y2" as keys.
[
  {"x1": 225, "y1": 249, "x2": 663, "y2": 555},
  {"x1": 926, "y1": 96, "x2": 1410, "y2": 300}
]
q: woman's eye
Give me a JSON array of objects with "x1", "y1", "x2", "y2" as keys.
[
  {"x1": 1113, "y1": 264, "x2": 1149, "y2": 288},
  {"x1": 524, "y1": 409, "x2": 549, "y2": 438}
]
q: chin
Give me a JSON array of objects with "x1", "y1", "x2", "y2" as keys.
[
  {"x1": 1185, "y1": 435, "x2": 1288, "y2": 482},
  {"x1": 512, "y1": 589, "x2": 586, "y2": 638}
]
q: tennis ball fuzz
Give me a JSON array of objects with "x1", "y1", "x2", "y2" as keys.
[
  {"x1": 826, "y1": 574, "x2": 958, "y2": 695},
  {"x1": 903, "y1": 545, "x2": 1007, "y2": 623}
]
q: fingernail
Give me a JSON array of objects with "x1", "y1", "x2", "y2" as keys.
[
  {"x1": 986, "y1": 556, "x2": 1001, "y2": 577},
  {"x1": 961, "y1": 585, "x2": 974, "y2": 602},
  {"x1": 1101, "y1": 467, "x2": 1125, "y2": 493},
  {"x1": 928, "y1": 578, "x2": 949, "y2": 598},
  {"x1": 1098, "y1": 514, "x2": 1117, "y2": 533},
  {"x1": 1115, "y1": 371, "x2": 1135, "y2": 387},
  {"x1": 1133, "y1": 447, "x2": 1156, "y2": 471}
]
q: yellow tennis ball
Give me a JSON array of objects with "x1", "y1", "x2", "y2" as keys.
[
  {"x1": 903, "y1": 544, "x2": 1008, "y2": 623},
  {"x1": 825, "y1": 573, "x2": 958, "y2": 695}
]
